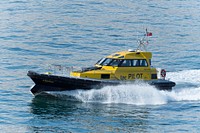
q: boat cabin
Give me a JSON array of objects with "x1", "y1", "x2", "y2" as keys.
[{"x1": 70, "y1": 49, "x2": 158, "y2": 81}]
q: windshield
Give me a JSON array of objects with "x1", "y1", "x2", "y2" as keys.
[
  {"x1": 100, "y1": 58, "x2": 113, "y2": 66},
  {"x1": 108, "y1": 59, "x2": 122, "y2": 66},
  {"x1": 96, "y1": 58, "x2": 122, "y2": 66},
  {"x1": 95, "y1": 58, "x2": 104, "y2": 65}
]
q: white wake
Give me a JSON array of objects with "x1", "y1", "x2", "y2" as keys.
[{"x1": 48, "y1": 69, "x2": 200, "y2": 105}]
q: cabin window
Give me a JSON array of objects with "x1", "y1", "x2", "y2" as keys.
[
  {"x1": 140, "y1": 59, "x2": 148, "y2": 67},
  {"x1": 99, "y1": 58, "x2": 123, "y2": 66},
  {"x1": 96, "y1": 58, "x2": 109, "y2": 65},
  {"x1": 97, "y1": 58, "x2": 148, "y2": 67},
  {"x1": 96, "y1": 58, "x2": 103, "y2": 65},
  {"x1": 134, "y1": 59, "x2": 148, "y2": 67},
  {"x1": 119, "y1": 59, "x2": 148, "y2": 67},
  {"x1": 99, "y1": 58, "x2": 112, "y2": 66},
  {"x1": 108, "y1": 59, "x2": 122, "y2": 66},
  {"x1": 120, "y1": 60, "x2": 132, "y2": 67}
]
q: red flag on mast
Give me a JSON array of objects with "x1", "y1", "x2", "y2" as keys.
[
  {"x1": 145, "y1": 29, "x2": 152, "y2": 36},
  {"x1": 146, "y1": 32, "x2": 152, "y2": 36}
]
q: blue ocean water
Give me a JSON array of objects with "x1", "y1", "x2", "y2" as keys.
[{"x1": 1, "y1": 0, "x2": 200, "y2": 132}]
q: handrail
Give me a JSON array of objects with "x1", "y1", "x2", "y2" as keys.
[{"x1": 45, "y1": 64, "x2": 82, "y2": 75}]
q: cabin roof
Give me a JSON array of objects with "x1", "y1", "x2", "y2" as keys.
[{"x1": 106, "y1": 50, "x2": 152, "y2": 59}]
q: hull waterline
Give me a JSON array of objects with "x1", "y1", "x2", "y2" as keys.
[{"x1": 27, "y1": 71, "x2": 176, "y2": 95}]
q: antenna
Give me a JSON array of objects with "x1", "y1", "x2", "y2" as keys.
[{"x1": 137, "y1": 29, "x2": 152, "y2": 51}]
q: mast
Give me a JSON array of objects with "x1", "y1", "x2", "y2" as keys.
[{"x1": 137, "y1": 29, "x2": 152, "y2": 51}]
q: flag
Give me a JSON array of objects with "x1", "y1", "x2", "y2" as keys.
[
  {"x1": 145, "y1": 28, "x2": 152, "y2": 36},
  {"x1": 146, "y1": 32, "x2": 152, "y2": 36}
]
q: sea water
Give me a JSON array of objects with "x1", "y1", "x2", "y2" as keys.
[{"x1": 1, "y1": 0, "x2": 200, "y2": 132}]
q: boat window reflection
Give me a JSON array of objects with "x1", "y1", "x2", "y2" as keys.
[
  {"x1": 120, "y1": 60, "x2": 132, "y2": 67},
  {"x1": 108, "y1": 59, "x2": 122, "y2": 66},
  {"x1": 119, "y1": 59, "x2": 148, "y2": 67},
  {"x1": 96, "y1": 58, "x2": 104, "y2": 65},
  {"x1": 100, "y1": 58, "x2": 113, "y2": 66},
  {"x1": 98, "y1": 58, "x2": 148, "y2": 67}
]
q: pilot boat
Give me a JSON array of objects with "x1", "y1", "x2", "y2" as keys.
[{"x1": 27, "y1": 30, "x2": 176, "y2": 95}]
